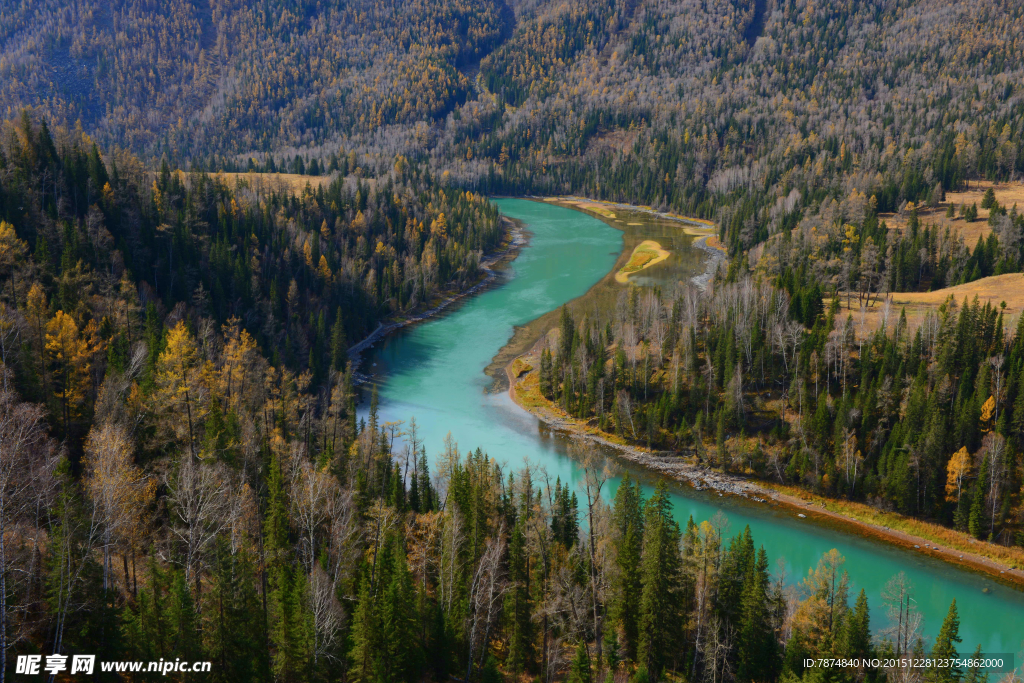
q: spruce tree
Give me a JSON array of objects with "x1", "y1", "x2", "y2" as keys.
[
  {"x1": 842, "y1": 589, "x2": 871, "y2": 660},
  {"x1": 330, "y1": 308, "x2": 347, "y2": 371},
  {"x1": 637, "y1": 481, "x2": 681, "y2": 678},
  {"x1": 567, "y1": 640, "x2": 593, "y2": 683},
  {"x1": 613, "y1": 474, "x2": 644, "y2": 660},
  {"x1": 969, "y1": 464, "x2": 987, "y2": 539},
  {"x1": 505, "y1": 520, "x2": 534, "y2": 674},
  {"x1": 962, "y1": 644, "x2": 988, "y2": 683},
  {"x1": 349, "y1": 576, "x2": 379, "y2": 683},
  {"x1": 928, "y1": 600, "x2": 962, "y2": 683},
  {"x1": 736, "y1": 548, "x2": 779, "y2": 682},
  {"x1": 378, "y1": 539, "x2": 421, "y2": 683}
]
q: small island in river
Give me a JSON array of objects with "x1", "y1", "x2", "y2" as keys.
[{"x1": 614, "y1": 240, "x2": 670, "y2": 282}]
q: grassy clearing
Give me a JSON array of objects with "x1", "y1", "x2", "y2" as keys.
[
  {"x1": 880, "y1": 180, "x2": 1024, "y2": 244},
  {"x1": 510, "y1": 358, "x2": 533, "y2": 378},
  {"x1": 703, "y1": 234, "x2": 726, "y2": 251},
  {"x1": 837, "y1": 273, "x2": 1024, "y2": 338},
  {"x1": 510, "y1": 361, "x2": 549, "y2": 409},
  {"x1": 215, "y1": 172, "x2": 334, "y2": 193}
]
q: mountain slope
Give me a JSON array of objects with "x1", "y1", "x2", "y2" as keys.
[{"x1": 3, "y1": 0, "x2": 1023, "y2": 251}]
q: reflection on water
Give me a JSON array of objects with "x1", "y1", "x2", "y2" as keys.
[{"x1": 360, "y1": 198, "x2": 1024, "y2": 656}]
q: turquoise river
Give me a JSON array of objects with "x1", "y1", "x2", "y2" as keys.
[{"x1": 361, "y1": 198, "x2": 1024, "y2": 657}]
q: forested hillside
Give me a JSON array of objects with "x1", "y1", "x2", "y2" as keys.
[
  {"x1": 3, "y1": 0, "x2": 1024, "y2": 679},
  {"x1": 4, "y1": 0, "x2": 1024, "y2": 253},
  {"x1": 0, "y1": 0, "x2": 508, "y2": 162},
  {"x1": 0, "y1": 114, "x2": 988, "y2": 683}
]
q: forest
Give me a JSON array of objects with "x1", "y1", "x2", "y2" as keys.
[
  {"x1": 4, "y1": 0, "x2": 1024, "y2": 259},
  {"x1": 5, "y1": 0, "x2": 1024, "y2": 270},
  {"x1": 2, "y1": 0, "x2": 1024, "y2": 679},
  {"x1": 0, "y1": 109, "x2": 998, "y2": 683},
  {"x1": 537, "y1": 193, "x2": 1024, "y2": 545}
]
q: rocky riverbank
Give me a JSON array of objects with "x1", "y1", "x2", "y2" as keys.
[{"x1": 690, "y1": 234, "x2": 727, "y2": 290}]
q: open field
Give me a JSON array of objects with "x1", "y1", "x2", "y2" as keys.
[
  {"x1": 615, "y1": 240, "x2": 670, "y2": 282},
  {"x1": 838, "y1": 273, "x2": 1024, "y2": 338},
  {"x1": 879, "y1": 180, "x2": 1024, "y2": 244}
]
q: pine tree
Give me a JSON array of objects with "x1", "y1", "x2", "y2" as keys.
[
  {"x1": 637, "y1": 481, "x2": 681, "y2": 678},
  {"x1": 927, "y1": 600, "x2": 962, "y2": 683},
  {"x1": 349, "y1": 575, "x2": 379, "y2": 683},
  {"x1": 378, "y1": 539, "x2": 422, "y2": 683},
  {"x1": 969, "y1": 463, "x2": 987, "y2": 539},
  {"x1": 962, "y1": 644, "x2": 988, "y2": 683},
  {"x1": 330, "y1": 308, "x2": 347, "y2": 372},
  {"x1": 207, "y1": 542, "x2": 270, "y2": 683},
  {"x1": 123, "y1": 558, "x2": 174, "y2": 664},
  {"x1": 613, "y1": 474, "x2": 644, "y2": 660},
  {"x1": 350, "y1": 535, "x2": 420, "y2": 683},
  {"x1": 540, "y1": 347, "x2": 552, "y2": 398},
  {"x1": 567, "y1": 640, "x2": 593, "y2": 683},
  {"x1": 170, "y1": 569, "x2": 202, "y2": 664},
  {"x1": 505, "y1": 520, "x2": 534, "y2": 674},
  {"x1": 842, "y1": 589, "x2": 871, "y2": 660},
  {"x1": 736, "y1": 548, "x2": 779, "y2": 682}
]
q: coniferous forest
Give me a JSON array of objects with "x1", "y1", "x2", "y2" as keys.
[
  {"x1": 0, "y1": 110, "x2": 1005, "y2": 683},
  {"x1": 3, "y1": 0, "x2": 1024, "y2": 680}
]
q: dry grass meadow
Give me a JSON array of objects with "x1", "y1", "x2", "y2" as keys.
[
  {"x1": 208, "y1": 172, "x2": 335, "y2": 193},
  {"x1": 880, "y1": 180, "x2": 1024, "y2": 244},
  {"x1": 838, "y1": 273, "x2": 1024, "y2": 338}
]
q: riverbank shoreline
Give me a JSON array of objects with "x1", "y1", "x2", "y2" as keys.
[
  {"x1": 541, "y1": 195, "x2": 717, "y2": 231},
  {"x1": 690, "y1": 234, "x2": 727, "y2": 291},
  {"x1": 499, "y1": 198, "x2": 1024, "y2": 590},
  {"x1": 347, "y1": 216, "x2": 527, "y2": 376},
  {"x1": 506, "y1": 343, "x2": 1024, "y2": 588}
]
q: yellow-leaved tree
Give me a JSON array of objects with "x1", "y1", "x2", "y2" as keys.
[
  {"x1": 791, "y1": 549, "x2": 849, "y2": 655},
  {"x1": 980, "y1": 395, "x2": 996, "y2": 425},
  {"x1": 25, "y1": 284, "x2": 49, "y2": 394},
  {"x1": 45, "y1": 310, "x2": 90, "y2": 433},
  {"x1": 219, "y1": 318, "x2": 261, "y2": 409},
  {"x1": 945, "y1": 446, "x2": 971, "y2": 503},
  {"x1": 83, "y1": 422, "x2": 155, "y2": 593},
  {"x1": 318, "y1": 254, "x2": 332, "y2": 281},
  {"x1": 0, "y1": 221, "x2": 27, "y2": 305},
  {"x1": 155, "y1": 321, "x2": 206, "y2": 458}
]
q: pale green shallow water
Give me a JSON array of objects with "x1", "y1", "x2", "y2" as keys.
[{"x1": 361, "y1": 198, "x2": 1024, "y2": 657}]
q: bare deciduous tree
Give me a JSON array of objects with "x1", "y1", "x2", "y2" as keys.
[{"x1": 167, "y1": 456, "x2": 228, "y2": 599}]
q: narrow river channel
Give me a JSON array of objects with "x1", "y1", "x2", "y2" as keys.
[{"x1": 361, "y1": 198, "x2": 1024, "y2": 656}]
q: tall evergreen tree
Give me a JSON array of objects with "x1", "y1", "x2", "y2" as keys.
[
  {"x1": 736, "y1": 548, "x2": 779, "y2": 682},
  {"x1": 505, "y1": 520, "x2": 534, "y2": 674},
  {"x1": 637, "y1": 481, "x2": 682, "y2": 679},
  {"x1": 928, "y1": 600, "x2": 962, "y2": 683},
  {"x1": 613, "y1": 474, "x2": 644, "y2": 661}
]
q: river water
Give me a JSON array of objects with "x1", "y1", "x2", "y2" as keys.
[{"x1": 362, "y1": 198, "x2": 1024, "y2": 656}]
